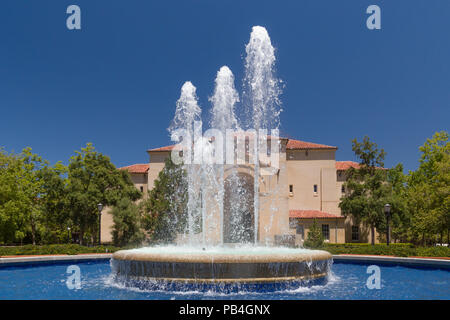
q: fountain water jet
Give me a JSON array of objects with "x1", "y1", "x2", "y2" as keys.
[
  {"x1": 209, "y1": 66, "x2": 240, "y2": 245},
  {"x1": 243, "y1": 26, "x2": 282, "y2": 244},
  {"x1": 112, "y1": 27, "x2": 332, "y2": 289},
  {"x1": 169, "y1": 82, "x2": 202, "y2": 244}
]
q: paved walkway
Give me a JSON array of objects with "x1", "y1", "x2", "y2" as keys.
[
  {"x1": 332, "y1": 254, "x2": 450, "y2": 268},
  {"x1": 0, "y1": 253, "x2": 449, "y2": 269},
  {"x1": 0, "y1": 253, "x2": 113, "y2": 266}
]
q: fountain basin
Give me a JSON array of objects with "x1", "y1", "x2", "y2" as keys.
[{"x1": 111, "y1": 246, "x2": 332, "y2": 283}]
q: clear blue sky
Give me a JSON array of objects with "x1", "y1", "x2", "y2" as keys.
[{"x1": 0, "y1": 0, "x2": 448, "y2": 172}]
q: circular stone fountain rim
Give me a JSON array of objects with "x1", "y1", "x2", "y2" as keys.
[{"x1": 112, "y1": 249, "x2": 332, "y2": 264}]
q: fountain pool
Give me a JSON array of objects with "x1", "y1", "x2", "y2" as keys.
[
  {"x1": 0, "y1": 259, "x2": 448, "y2": 299},
  {"x1": 112, "y1": 26, "x2": 331, "y2": 288},
  {"x1": 111, "y1": 246, "x2": 332, "y2": 285}
]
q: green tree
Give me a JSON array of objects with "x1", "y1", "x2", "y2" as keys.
[
  {"x1": 0, "y1": 149, "x2": 23, "y2": 243},
  {"x1": 407, "y1": 131, "x2": 449, "y2": 245},
  {"x1": 339, "y1": 136, "x2": 389, "y2": 245},
  {"x1": 384, "y1": 163, "x2": 410, "y2": 242},
  {"x1": 37, "y1": 161, "x2": 69, "y2": 244},
  {"x1": 66, "y1": 143, "x2": 141, "y2": 245},
  {"x1": 303, "y1": 219, "x2": 324, "y2": 248},
  {"x1": 141, "y1": 157, "x2": 187, "y2": 243},
  {"x1": 0, "y1": 148, "x2": 48, "y2": 245},
  {"x1": 19, "y1": 148, "x2": 48, "y2": 245},
  {"x1": 111, "y1": 198, "x2": 145, "y2": 247}
]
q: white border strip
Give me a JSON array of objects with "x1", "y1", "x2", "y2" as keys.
[
  {"x1": 0, "y1": 254, "x2": 448, "y2": 269},
  {"x1": 333, "y1": 255, "x2": 450, "y2": 269},
  {"x1": 0, "y1": 254, "x2": 112, "y2": 266}
]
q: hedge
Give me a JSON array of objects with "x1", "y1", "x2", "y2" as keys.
[
  {"x1": 1, "y1": 243, "x2": 449, "y2": 258},
  {"x1": 0, "y1": 244, "x2": 122, "y2": 256},
  {"x1": 317, "y1": 243, "x2": 450, "y2": 258}
]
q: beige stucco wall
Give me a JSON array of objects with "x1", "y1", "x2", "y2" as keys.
[
  {"x1": 337, "y1": 170, "x2": 380, "y2": 244},
  {"x1": 130, "y1": 173, "x2": 148, "y2": 196},
  {"x1": 288, "y1": 218, "x2": 345, "y2": 245},
  {"x1": 103, "y1": 143, "x2": 380, "y2": 245},
  {"x1": 100, "y1": 173, "x2": 148, "y2": 244},
  {"x1": 344, "y1": 216, "x2": 380, "y2": 244},
  {"x1": 101, "y1": 207, "x2": 114, "y2": 243},
  {"x1": 258, "y1": 141, "x2": 290, "y2": 244},
  {"x1": 286, "y1": 149, "x2": 340, "y2": 215},
  {"x1": 147, "y1": 152, "x2": 169, "y2": 190}
]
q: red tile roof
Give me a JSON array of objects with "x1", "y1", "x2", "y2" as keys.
[
  {"x1": 148, "y1": 138, "x2": 336, "y2": 152},
  {"x1": 119, "y1": 164, "x2": 149, "y2": 174},
  {"x1": 335, "y1": 161, "x2": 360, "y2": 171},
  {"x1": 335, "y1": 161, "x2": 386, "y2": 171},
  {"x1": 289, "y1": 210, "x2": 345, "y2": 219},
  {"x1": 148, "y1": 145, "x2": 177, "y2": 152},
  {"x1": 286, "y1": 139, "x2": 337, "y2": 150}
]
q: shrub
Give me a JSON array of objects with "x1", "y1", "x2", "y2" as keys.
[
  {"x1": 321, "y1": 243, "x2": 449, "y2": 257},
  {"x1": 112, "y1": 198, "x2": 145, "y2": 247},
  {"x1": 303, "y1": 220, "x2": 324, "y2": 248},
  {"x1": 0, "y1": 244, "x2": 121, "y2": 256}
]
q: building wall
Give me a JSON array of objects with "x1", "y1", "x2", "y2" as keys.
[
  {"x1": 286, "y1": 149, "x2": 340, "y2": 215},
  {"x1": 100, "y1": 172, "x2": 148, "y2": 244},
  {"x1": 109, "y1": 144, "x2": 382, "y2": 245},
  {"x1": 130, "y1": 173, "x2": 148, "y2": 196},
  {"x1": 145, "y1": 142, "x2": 291, "y2": 245},
  {"x1": 258, "y1": 141, "x2": 290, "y2": 245},
  {"x1": 101, "y1": 207, "x2": 114, "y2": 243},
  {"x1": 344, "y1": 216, "x2": 380, "y2": 244},
  {"x1": 337, "y1": 170, "x2": 380, "y2": 244},
  {"x1": 288, "y1": 218, "x2": 346, "y2": 245},
  {"x1": 147, "y1": 152, "x2": 169, "y2": 190}
]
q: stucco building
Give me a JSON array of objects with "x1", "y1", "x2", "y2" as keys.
[{"x1": 101, "y1": 138, "x2": 378, "y2": 245}]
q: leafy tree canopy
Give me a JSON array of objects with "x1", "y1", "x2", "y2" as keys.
[
  {"x1": 65, "y1": 143, "x2": 141, "y2": 244},
  {"x1": 339, "y1": 136, "x2": 390, "y2": 245},
  {"x1": 141, "y1": 157, "x2": 187, "y2": 243},
  {"x1": 112, "y1": 197, "x2": 145, "y2": 247}
]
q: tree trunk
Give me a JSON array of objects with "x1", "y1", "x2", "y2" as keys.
[
  {"x1": 79, "y1": 229, "x2": 84, "y2": 246},
  {"x1": 31, "y1": 217, "x2": 36, "y2": 246},
  {"x1": 371, "y1": 226, "x2": 375, "y2": 245}
]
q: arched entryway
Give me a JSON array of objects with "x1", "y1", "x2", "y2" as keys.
[{"x1": 223, "y1": 172, "x2": 254, "y2": 243}]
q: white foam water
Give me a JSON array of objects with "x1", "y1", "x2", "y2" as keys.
[{"x1": 243, "y1": 26, "x2": 282, "y2": 244}]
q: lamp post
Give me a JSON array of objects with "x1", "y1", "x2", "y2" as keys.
[
  {"x1": 384, "y1": 204, "x2": 391, "y2": 246},
  {"x1": 67, "y1": 227, "x2": 71, "y2": 243},
  {"x1": 97, "y1": 203, "x2": 103, "y2": 246}
]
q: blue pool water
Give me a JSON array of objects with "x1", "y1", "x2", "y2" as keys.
[{"x1": 0, "y1": 260, "x2": 448, "y2": 299}]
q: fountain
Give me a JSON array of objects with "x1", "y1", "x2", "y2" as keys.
[{"x1": 111, "y1": 26, "x2": 332, "y2": 290}]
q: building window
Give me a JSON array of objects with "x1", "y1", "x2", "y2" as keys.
[
  {"x1": 140, "y1": 186, "x2": 144, "y2": 193},
  {"x1": 289, "y1": 218, "x2": 297, "y2": 229},
  {"x1": 322, "y1": 224, "x2": 330, "y2": 240},
  {"x1": 289, "y1": 185, "x2": 293, "y2": 193},
  {"x1": 352, "y1": 226, "x2": 359, "y2": 241},
  {"x1": 313, "y1": 184, "x2": 318, "y2": 193},
  {"x1": 178, "y1": 150, "x2": 183, "y2": 158},
  {"x1": 341, "y1": 185, "x2": 345, "y2": 193},
  {"x1": 305, "y1": 150, "x2": 309, "y2": 157},
  {"x1": 296, "y1": 225, "x2": 304, "y2": 239}
]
